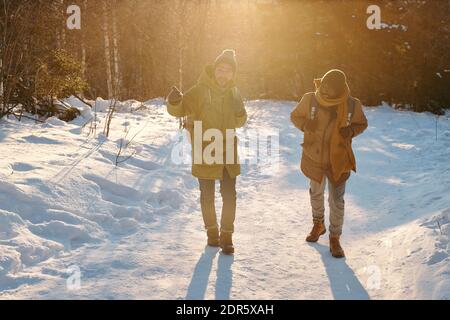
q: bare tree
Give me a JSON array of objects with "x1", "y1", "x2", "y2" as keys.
[
  {"x1": 102, "y1": 0, "x2": 113, "y2": 99},
  {"x1": 0, "y1": 57, "x2": 4, "y2": 113},
  {"x1": 112, "y1": 0, "x2": 121, "y2": 99},
  {"x1": 80, "y1": 0, "x2": 88, "y2": 82}
]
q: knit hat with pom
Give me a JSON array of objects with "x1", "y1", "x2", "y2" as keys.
[{"x1": 214, "y1": 49, "x2": 237, "y2": 73}]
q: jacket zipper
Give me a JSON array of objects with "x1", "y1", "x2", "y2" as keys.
[{"x1": 321, "y1": 111, "x2": 334, "y2": 165}]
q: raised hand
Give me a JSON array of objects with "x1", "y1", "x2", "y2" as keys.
[
  {"x1": 339, "y1": 126, "x2": 353, "y2": 139},
  {"x1": 167, "y1": 86, "x2": 183, "y2": 105}
]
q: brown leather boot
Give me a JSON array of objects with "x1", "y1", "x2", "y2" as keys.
[
  {"x1": 220, "y1": 231, "x2": 234, "y2": 255},
  {"x1": 329, "y1": 234, "x2": 345, "y2": 258},
  {"x1": 306, "y1": 220, "x2": 326, "y2": 242},
  {"x1": 207, "y1": 226, "x2": 220, "y2": 247}
]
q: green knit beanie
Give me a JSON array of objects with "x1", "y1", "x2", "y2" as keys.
[{"x1": 214, "y1": 49, "x2": 237, "y2": 73}]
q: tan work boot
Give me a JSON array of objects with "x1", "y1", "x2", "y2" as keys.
[
  {"x1": 329, "y1": 234, "x2": 345, "y2": 258},
  {"x1": 220, "y1": 231, "x2": 234, "y2": 255},
  {"x1": 206, "y1": 226, "x2": 220, "y2": 247},
  {"x1": 306, "y1": 220, "x2": 326, "y2": 242}
]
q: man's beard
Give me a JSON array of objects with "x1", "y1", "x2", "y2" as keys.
[{"x1": 216, "y1": 78, "x2": 229, "y2": 87}]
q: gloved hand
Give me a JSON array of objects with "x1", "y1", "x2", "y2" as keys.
[
  {"x1": 167, "y1": 86, "x2": 183, "y2": 105},
  {"x1": 303, "y1": 119, "x2": 318, "y2": 132},
  {"x1": 339, "y1": 126, "x2": 354, "y2": 139}
]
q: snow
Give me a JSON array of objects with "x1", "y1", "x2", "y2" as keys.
[{"x1": 0, "y1": 98, "x2": 449, "y2": 299}]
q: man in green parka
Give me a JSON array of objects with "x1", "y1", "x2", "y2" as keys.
[{"x1": 166, "y1": 49, "x2": 247, "y2": 254}]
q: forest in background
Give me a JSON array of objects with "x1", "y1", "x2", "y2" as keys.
[{"x1": 1, "y1": 0, "x2": 449, "y2": 119}]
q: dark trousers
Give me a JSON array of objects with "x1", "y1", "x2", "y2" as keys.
[{"x1": 198, "y1": 168, "x2": 237, "y2": 233}]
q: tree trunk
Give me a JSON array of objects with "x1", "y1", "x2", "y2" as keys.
[
  {"x1": 80, "y1": 0, "x2": 87, "y2": 82},
  {"x1": 0, "y1": 58, "x2": 4, "y2": 112},
  {"x1": 60, "y1": 0, "x2": 66, "y2": 48},
  {"x1": 176, "y1": 0, "x2": 187, "y2": 91},
  {"x1": 102, "y1": 0, "x2": 113, "y2": 99},
  {"x1": 112, "y1": 0, "x2": 121, "y2": 98}
]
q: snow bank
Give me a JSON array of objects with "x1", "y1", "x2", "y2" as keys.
[
  {"x1": 0, "y1": 98, "x2": 189, "y2": 291},
  {"x1": 418, "y1": 209, "x2": 450, "y2": 299},
  {"x1": 64, "y1": 96, "x2": 159, "y2": 115},
  {"x1": 0, "y1": 97, "x2": 449, "y2": 299}
]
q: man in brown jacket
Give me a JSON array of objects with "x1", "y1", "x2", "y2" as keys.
[{"x1": 290, "y1": 69, "x2": 368, "y2": 258}]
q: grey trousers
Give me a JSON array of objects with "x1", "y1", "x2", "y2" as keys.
[{"x1": 309, "y1": 176, "x2": 346, "y2": 235}]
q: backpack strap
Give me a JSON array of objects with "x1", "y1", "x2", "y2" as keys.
[
  {"x1": 346, "y1": 96, "x2": 356, "y2": 126},
  {"x1": 309, "y1": 95, "x2": 318, "y2": 120},
  {"x1": 206, "y1": 87, "x2": 212, "y2": 106},
  {"x1": 231, "y1": 87, "x2": 240, "y2": 101}
]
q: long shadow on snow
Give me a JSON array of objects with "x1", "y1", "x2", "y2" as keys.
[
  {"x1": 186, "y1": 246, "x2": 234, "y2": 300},
  {"x1": 308, "y1": 242, "x2": 370, "y2": 300}
]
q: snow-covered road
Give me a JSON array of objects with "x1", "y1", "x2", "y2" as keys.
[{"x1": 0, "y1": 99, "x2": 449, "y2": 299}]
